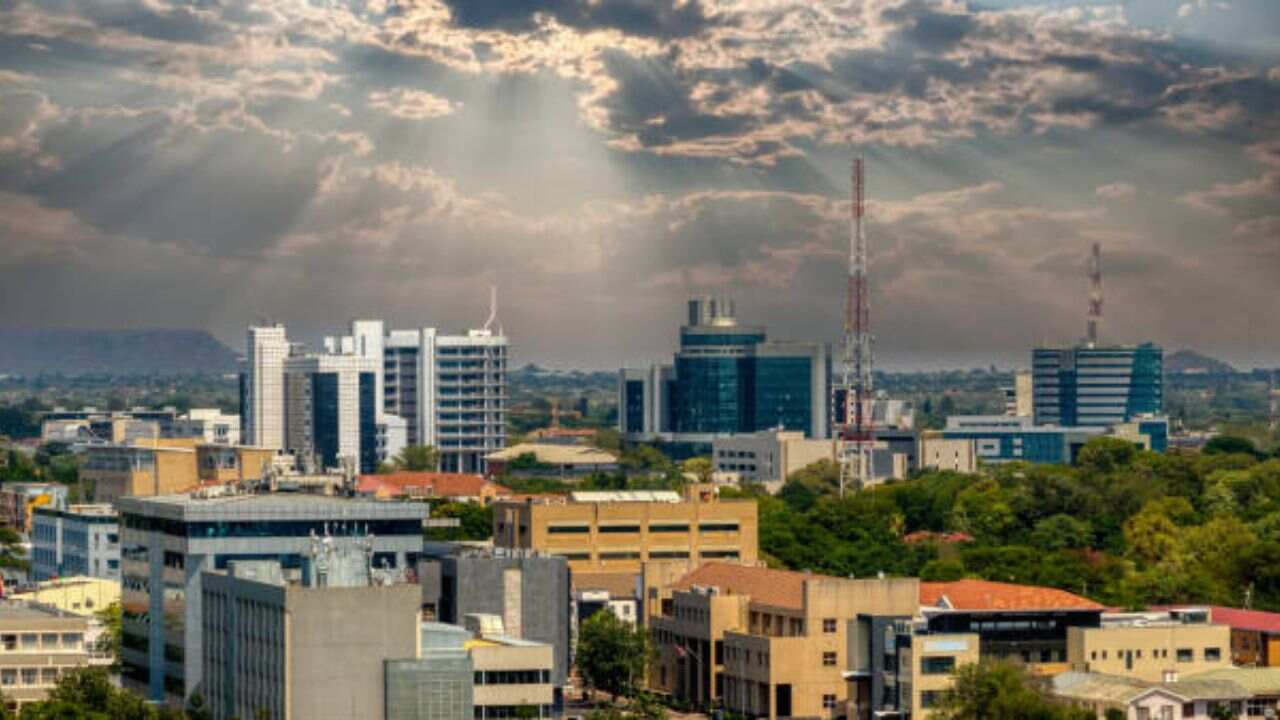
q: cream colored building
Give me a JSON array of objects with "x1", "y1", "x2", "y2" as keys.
[
  {"x1": 0, "y1": 602, "x2": 92, "y2": 710},
  {"x1": 468, "y1": 634, "x2": 556, "y2": 717},
  {"x1": 896, "y1": 633, "x2": 982, "y2": 717},
  {"x1": 10, "y1": 578, "x2": 119, "y2": 617},
  {"x1": 919, "y1": 434, "x2": 977, "y2": 473},
  {"x1": 649, "y1": 562, "x2": 919, "y2": 719},
  {"x1": 1068, "y1": 614, "x2": 1233, "y2": 683},
  {"x1": 711, "y1": 430, "x2": 834, "y2": 492},
  {"x1": 492, "y1": 489, "x2": 758, "y2": 575}
]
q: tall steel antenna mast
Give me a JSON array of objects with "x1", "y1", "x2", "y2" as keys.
[
  {"x1": 1086, "y1": 242, "x2": 1103, "y2": 348},
  {"x1": 839, "y1": 157, "x2": 874, "y2": 497}
]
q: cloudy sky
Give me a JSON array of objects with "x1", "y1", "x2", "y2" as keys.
[{"x1": 0, "y1": 0, "x2": 1277, "y2": 369}]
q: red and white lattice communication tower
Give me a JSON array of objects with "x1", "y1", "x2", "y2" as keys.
[{"x1": 839, "y1": 157, "x2": 874, "y2": 496}]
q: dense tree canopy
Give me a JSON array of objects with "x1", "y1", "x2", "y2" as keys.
[
  {"x1": 576, "y1": 610, "x2": 651, "y2": 698},
  {"x1": 934, "y1": 661, "x2": 1089, "y2": 720},
  {"x1": 726, "y1": 439, "x2": 1280, "y2": 610}
]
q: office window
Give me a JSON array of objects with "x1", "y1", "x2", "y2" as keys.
[
  {"x1": 922, "y1": 656, "x2": 956, "y2": 675},
  {"x1": 823, "y1": 652, "x2": 837, "y2": 666},
  {"x1": 1176, "y1": 648, "x2": 1193, "y2": 663},
  {"x1": 1182, "y1": 704, "x2": 1195, "y2": 718},
  {"x1": 823, "y1": 618, "x2": 837, "y2": 633},
  {"x1": 921, "y1": 691, "x2": 942, "y2": 709},
  {"x1": 1204, "y1": 647, "x2": 1221, "y2": 662},
  {"x1": 823, "y1": 694, "x2": 837, "y2": 709},
  {"x1": 599, "y1": 525, "x2": 641, "y2": 534},
  {"x1": 1090, "y1": 651, "x2": 1097, "y2": 660}
]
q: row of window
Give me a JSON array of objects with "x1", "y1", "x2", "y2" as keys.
[
  {"x1": 1089, "y1": 647, "x2": 1221, "y2": 663},
  {"x1": 0, "y1": 633, "x2": 85, "y2": 652},
  {"x1": 550, "y1": 550, "x2": 738, "y2": 562},
  {"x1": 473, "y1": 670, "x2": 550, "y2": 685},
  {"x1": 547, "y1": 522, "x2": 739, "y2": 534},
  {"x1": 0, "y1": 667, "x2": 73, "y2": 688}
]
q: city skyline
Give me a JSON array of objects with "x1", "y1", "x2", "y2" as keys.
[{"x1": 0, "y1": 0, "x2": 1277, "y2": 370}]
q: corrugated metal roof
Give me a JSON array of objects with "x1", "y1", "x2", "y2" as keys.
[{"x1": 569, "y1": 490, "x2": 681, "y2": 503}]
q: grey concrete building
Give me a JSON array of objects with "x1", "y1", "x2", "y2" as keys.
[
  {"x1": 202, "y1": 559, "x2": 422, "y2": 720},
  {"x1": 419, "y1": 547, "x2": 571, "y2": 690},
  {"x1": 117, "y1": 490, "x2": 427, "y2": 703},
  {"x1": 31, "y1": 504, "x2": 120, "y2": 581}
]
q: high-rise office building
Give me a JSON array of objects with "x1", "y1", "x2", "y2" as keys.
[
  {"x1": 118, "y1": 491, "x2": 427, "y2": 703},
  {"x1": 242, "y1": 326, "x2": 289, "y2": 450},
  {"x1": 283, "y1": 353, "x2": 379, "y2": 474},
  {"x1": 382, "y1": 328, "x2": 508, "y2": 473},
  {"x1": 1032, "y1": 344, "x2": 1163, "y2": 427},
  {"x1": 620, "y1": 297, "x2": 831, "y2": 446}
]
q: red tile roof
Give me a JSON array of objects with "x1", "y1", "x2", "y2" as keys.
[
  {"x1": 903, "y1": 530, "x2": 975, "y2": 545},
  {"x1": 356, "y1": 472, "x2": 510, "y2": 499},
  {"x1": 670, "y1": 562, "x2": 814, "y2": 610},
  {"x1": 920, "y1": 579, "x2": 1103, "y2": 612},
  {"x1": 1204, "y1": 606, "x2": 1280, "y2": 634}
]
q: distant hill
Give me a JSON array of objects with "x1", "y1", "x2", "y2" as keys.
[
  {"x1": 1166, "y1": 349, "x2": 1236, "y2": 375},
  {"x1": 0, "y1": 329, "x2": 239, "y2": 376}
]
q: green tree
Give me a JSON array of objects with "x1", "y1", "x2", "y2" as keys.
[
  {"x1": 0, "y1": 527, "x2": 28, "y2": 572},
  {"x1": 680, "y1": 456, "x2": 713, "y2": 485},
  {"x1": 424, "y1": 502, "x2": 493, "y2": 541},
  {"x1": 1203, "y1": 435, "x2": 1259, "y2": 457},
  {"x1": 1031, "y1": 515, "x2": 1093, "y2": 551},
  {"x1": 576, "y1": 609, "x2": 651, "y2": 699},
  {"x1": 1076, "y1": 437, "x2": 1139, "y2": 473},
  {"x1": 934, "y1": 660, "x2": 1087, "y2": 720},
  {"x1": 94, "y1": 603, "x2": 122, "y2": 670},
  {"x1": 951, "y1": 479, "x2": 1014, "y2": 542},
  {"x1": 391, "y1": 445, "x2": 440, "y2": 472}
]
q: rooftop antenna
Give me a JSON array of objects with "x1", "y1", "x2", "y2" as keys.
[
  {"x1": 1086, "y1": 242, "x2": 1103, "y2": 348},
  {"x1": 482, "y1": 286, "x2": 502, "y2": 335},
  {"x1": 838, "y1": 156, "x2": 874, "y2": 497}
]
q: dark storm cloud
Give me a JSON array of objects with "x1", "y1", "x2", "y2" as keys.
[
  {"x1": 0, "y1": 0, "x2": 1277, "y2": 367},
  {"x1": 439, "y1": 0, "x2": 716, "y2": 38}
]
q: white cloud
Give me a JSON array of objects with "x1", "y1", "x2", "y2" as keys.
[{"x1": 367, "y1": 88, "x2": 459, "y2": 120}]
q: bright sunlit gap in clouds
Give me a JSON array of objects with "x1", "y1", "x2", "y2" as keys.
[{"x1": 0, "y1": 0, "x2": 1277, "y2": 369}]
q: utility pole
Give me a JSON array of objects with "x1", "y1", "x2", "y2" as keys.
[{"x1": 838, "y1": 157, "x2": 874, "y2": 497}]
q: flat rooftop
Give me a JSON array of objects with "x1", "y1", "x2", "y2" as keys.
[{"x1": 116, "y1": 491, "x2": 429, "y2": 522}]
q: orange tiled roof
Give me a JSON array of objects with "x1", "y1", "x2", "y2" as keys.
[
  {"x1": 920, "y1": 579, "x2": 1103, "y2": 611},
  {"x1": 669, "y1": 562, "x2": 813, "y2": 610},
  {"x1": 356, "y1": 472, "x2": 510, "y2": 499}
]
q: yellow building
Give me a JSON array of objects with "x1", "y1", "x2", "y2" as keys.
[
  {"x1": 0, "y1": 602, "x2": 93, "y2": 711},
  {"x1": 649, "y1": 562, "x2": 919, "y2": 718},
  {"x1": 1068, "y1": 614, "x2": 1233, "y2": 682},
  {"x1": 10, "y1": 578, "x2": 120, "y2": 617},
  {"x1": 895, "y1": 633, "x2": 982, "y2": 717},
  {"x1": 492, "y1": 489, "x2": 758, "y2": 574},
  {"x1": 88, "y1": 443, "x2": 276, "y2": 504}
]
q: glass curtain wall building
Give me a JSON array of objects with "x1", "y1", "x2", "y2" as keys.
[
  {"x1": 619, "y1": 297, "x2": 831, "y2": 446},
  {"x1": 1032, "y1": 344, "x2": 1163, "y2": 427}
]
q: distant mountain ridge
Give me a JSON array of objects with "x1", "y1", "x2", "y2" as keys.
[
  {"x1": 0, "y1": 329, "x2": 239, "y2": 375},
  {"x1": 1166, "y1": 349, "x2": 1236, "y2": 375}
]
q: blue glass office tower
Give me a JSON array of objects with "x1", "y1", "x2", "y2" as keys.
[
  {"x1": 620, "y1": 297, "x2": 831, "y2": 442},
  {"x1": 1032, "y1": 344, "x2": 1163, "y2": 427}
]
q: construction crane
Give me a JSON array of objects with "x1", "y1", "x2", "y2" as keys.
[
  {"x1": 1086, "y1": 242, "x2": 1103, "y2": 348},
  {"x1": 838, "y1": 157, "x2": 874, "y2": 497}
]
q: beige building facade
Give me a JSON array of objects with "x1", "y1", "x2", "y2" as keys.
[
  {"x1": 1068, "y1": 622, "x2": 1233, "y2": 682},
  {"x1": 919, "y1": 435, "x2": 977, "y2": 473},
  {"x1": 649, "y1": 563, "x2": 918, "y2": 719},
  {"x1": 90, "y1": 443, "x2": 276, "y2": 504},
  {"x1": 0, "y1": 603, "x2": 93, "y2": 711},
  {"x1": 492, "y1": 490, "x2": 758, "y2": 574},
  {"x1": 711, "y1": 430, "x2": 834, "y2": 491}
]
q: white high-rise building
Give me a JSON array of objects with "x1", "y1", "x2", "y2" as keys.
[
  {"x1": 383, "y1": 327, "x2": 508, "y2": 473},
  {"x1": 243, "y1": 325, "x2": 289, "y2": 449}
]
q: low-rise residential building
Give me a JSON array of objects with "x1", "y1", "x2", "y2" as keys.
[
  {"x1": 358, "y1": 472, "x2": 512, "y2": 504},
  {"x1": 492, "y1": 489, "x2": 758, "y2": 575},
  {"x1": 0, "y1": 483, "x2": 67, "y2": 534},
  {"x1": 1068, "y1": 609, "x2": 1233, "y2": 683},
  {"x1": 1052, "y1": 672, "x2": 1253, "y2": 720},
  {"x1": 648, "y1": 562, "x2": 919, "y2": 718},
  {"x1": 31, "y1": 504, "x2": 119, "y2": 581},
  {"x1": 1185, "y1": 667, "x2": 1280, "y2": 717},
  {"x1": 0, "y1": 601, "x2": 93, "y2": 711},
  {"x1": 1163, "y1": 606, "x2": 1280, "y2": 668},
  {"x1": 483, "y1": 443, "x2": 619, "y2": 477}
]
